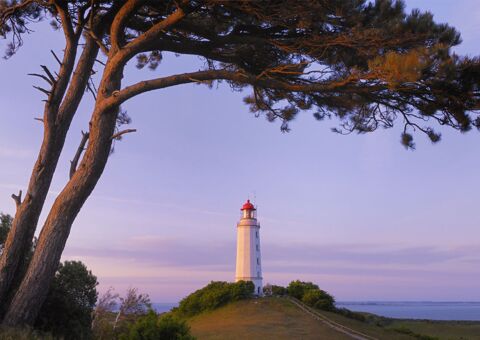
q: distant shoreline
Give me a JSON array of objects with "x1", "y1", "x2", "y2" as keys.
[
  {"x1": 151, "y1": 301, "x2": 480, "y2": 321},
  {"x1": 336, "y1": 301, "x2": 480, "y2": 321}
]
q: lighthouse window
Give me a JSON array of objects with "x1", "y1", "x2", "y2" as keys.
[
  {"x1": 256, "y1": 245, "x2": 259, "y2": 251},
  {"x1": 256, "y1": 231, "x2": 259, "y2": 238},
  {"x1": 257, "y1": 258, "x2": 260, "y2": 265}
]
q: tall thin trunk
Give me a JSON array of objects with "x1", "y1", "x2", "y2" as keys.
[
  {"x1": 0, "y1": 40, "x2": 79, "y2": 312},
  {"x1": 0, "y1": 37, "x2": 99, "y2": 316},
  {"x1": 2, "y1": 66, "x2": 122, "y2": 325}
]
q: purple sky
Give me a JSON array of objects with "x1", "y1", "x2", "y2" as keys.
[{"x1": 0, "y1": 1, "x2": 479, "y2": 302}]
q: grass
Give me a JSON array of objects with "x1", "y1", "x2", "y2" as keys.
[
  {"x1": 188, "y1": 297, "x2": 414, "y2": 339},
  {"x1": 188, "y1": 297, "x2": 351, "y2": 339},
  {"x1": 187, "y1": 297, "x2": 480, "y2": 340},
  {"x1": 385, "y1": 319, "x2": 480, "y2": 340}
]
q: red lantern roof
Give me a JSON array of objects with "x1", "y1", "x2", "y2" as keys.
[{"x1": 241, "y1": 199, "x2": 255, "y2": 211}]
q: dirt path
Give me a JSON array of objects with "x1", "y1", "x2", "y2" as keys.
[{"x1": 286, "y1": 297, "x2": 378, "y2": 340}]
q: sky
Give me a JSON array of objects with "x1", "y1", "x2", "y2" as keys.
[{"x1": 0, "y1": 1, "x2": 479, "y2": 302}]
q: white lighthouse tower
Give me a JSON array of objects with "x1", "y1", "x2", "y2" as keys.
[{"x1": 235, "y1": 199, "x2": 263, "y2": 296}]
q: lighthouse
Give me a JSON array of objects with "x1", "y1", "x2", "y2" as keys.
[{"x1": 235, "y1": 199, "x2": 263, "y2": 296}]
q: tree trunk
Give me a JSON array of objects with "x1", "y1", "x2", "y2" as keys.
[
  {"x1": 2, "y1": 67, "x2": 122, "y2": 325},
  {"x1": 0, "y1": 129, "x2": 64, "y2": 315},
  {"x1": 0, "y1": 38, "x2": 99, "y2": 318}
]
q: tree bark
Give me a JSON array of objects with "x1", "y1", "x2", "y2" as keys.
[
  {"x1": 0, "y1": 37, "x2": 99, "y2": 317},
  {"x1": 2, "y1": 64, "x2": 122, "y2": 326}
]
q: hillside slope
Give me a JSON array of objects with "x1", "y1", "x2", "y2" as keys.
[{"x1": 187, "y1": 297, "x2": 412, "y2": 340}]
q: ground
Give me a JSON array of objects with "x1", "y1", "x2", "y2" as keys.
[
  {"x1": 188, "y1": 297, "x2": 409, "y2": 339},
  {"x1": 187, "y1": 297, "x2": 480, "y2": 340}
]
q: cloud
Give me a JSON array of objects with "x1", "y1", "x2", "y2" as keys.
[
  {"x1": 64, "y1": 236, "x2": 235, "y2": 269},
  {"x1": 64, "y1": 237, "x2": 480, "y2": 273},
  {"x1": 63, "y1": 238, "x2": 480, "y2": 301}
]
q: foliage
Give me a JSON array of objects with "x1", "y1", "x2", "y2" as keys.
[
  {"x1": 92, "y1": 287, "x2": 151, "y2": 339},
  {"x1": 120, "y1": 311, "x2": 195, "y2": 340},
  {"x1": 0, "y1": 213, "x2": 12, "y2": 248},
  {"x1": 92, "y1": 287, "x2": 120, "y2": 339},
  {"x1": 35, "y1": 261, "x2": 98, "y2": 340},
  {"x1": 287, "y1": 280, "x2": 320, "y2": 300},
  {"x1": 301, "y1": 289, "x2": 335, "y2": 312},
  {"x1": 114, "y1": 287, "x2": 151, "y2": 333},
  {"x1": 176, "y1": 281, "x2": 254, "y2": 317},
  {"x1": 0, "y1": 326, "x2": 54, "y2": 340},
  {"x1": 287, "y1": 280, "x2": 335, "y2": 311},
  {"x1": 263, "y1": 283, "x2": 287, "y2": 296}
]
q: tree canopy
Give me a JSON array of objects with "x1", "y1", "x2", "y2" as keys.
[
  {"x1": 2, "y1": 0, "x2": 479, "y2": 145},
  {"x1": 0, "y1": 0, "x2": 479, "y2": 327}
]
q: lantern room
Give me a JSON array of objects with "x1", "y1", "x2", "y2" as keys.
[{"x1": 240, "y1": 199, "x2": 256, "y2": 219}]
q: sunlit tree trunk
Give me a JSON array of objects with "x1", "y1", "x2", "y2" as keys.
[
  {"x1": 3, "y1": 64, "x2": 122, "y2": 325},
  {"x1": 0, "y1": 32, "x2": 85, "y2": 314}
]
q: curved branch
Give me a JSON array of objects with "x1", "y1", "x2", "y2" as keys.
[
  {"x1": 107, "y1": 69, "x2": 375, "y2": 107},
  {"x1": 111, "y1": 128, "x2": 137, "y2": 140},
  {"x1": 110, "y1": 0, "x2": 145, "y2": 53},
  {"x1": 118, "y1": 1, "x2": 188, "y2": 61}
]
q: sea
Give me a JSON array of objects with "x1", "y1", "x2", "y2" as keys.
[
  {"x1": 152, "y1": 301, "x2": 480, "y2": 321},
  {"x1": 336, "y1": 301, "x2": 480, "y2": 321}
]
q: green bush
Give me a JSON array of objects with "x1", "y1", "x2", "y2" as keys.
[
  {"x1": 176, "y1": 281, "x2": 254, "y2": 317},
  {"x1": 120, "y1": 311, "x2": 195, "y2": 340},
  {"x1": 271, "y1": 285, "x2": 287, "y2": 296},
  {"x1": 302, "y1": 289, "x2": 335, "y2": 311},
  {"x1": 35, "y1": 261, "x2": 98, "y2": 339},
  {"x1": 287, "y1": 280, "x2": 320, "y2": 300},
  {"x1": 286, "y1": 280, "x2": 335, "y2": 311}
]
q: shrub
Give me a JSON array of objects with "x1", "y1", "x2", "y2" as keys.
[
  {"x1": 271, "y1": 285, "x2": 287, "y2": 296},
  {"x1": 286, "y1": 280, "x2": 335, "y2": 311},
  {"x1": 120, "y1": 311, "x2": 195, "y2": 340},
  {"x1": 35, "y1": 261, "x2": 98, "y2": 339},
  {"x1": 287, "y1": 280, "x2": 319, "y2": 300},
  {"x1": 301, "y1": 289, "x2": 335, "y2": 311},
  {"x1": 176, "y1": 281, "x2": 254, "y2": 317}
]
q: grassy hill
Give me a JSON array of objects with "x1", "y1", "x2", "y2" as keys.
[
  {"x1": 187, "y1": 297, "x2": 480, "y2": 340},
  {"x1": 188, "y1": 297, "x2": 411, "y2": 339}
]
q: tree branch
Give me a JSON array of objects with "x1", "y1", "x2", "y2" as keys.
[
  {"x1": 111, "y1": 129, "x2": 137, "y2": 140},
  {"x1": 118, "y1": 1, "x2": 188, "y2": 61},
  {"x1": 107, "y1": 69, "x2": 372, "y2": 107},
  {"x1": 53, "y1": 1, "x2": 75, "y2": 42},
  {"x1": 110, "y1": 0, "x2": 145, "y2": 53},
  {"x1": 69, "y1": 131, "x2": 89, "y2": 179},
  {"x1": 56, "y1": 36, "x2": 99, "y2": 124},
  {"x1": 50, "y1": 50, "x2": 62, "y2": 66},
  {"x1": 11, "y1": 190, "x2": 22, "y2": 209}
]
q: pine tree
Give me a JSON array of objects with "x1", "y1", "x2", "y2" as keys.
[{"x1": 0, "y1": 0, "x2": 479, "y2": 326}]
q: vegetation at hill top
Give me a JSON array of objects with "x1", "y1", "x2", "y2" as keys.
[
  {"x1": 1, "y1": 0, "x2": 480, "y2": 327},
  {"x1": 174, "y1": 281, "x2": 255, "y2": 317}
]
